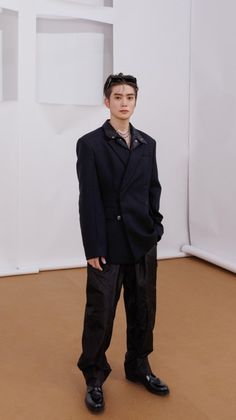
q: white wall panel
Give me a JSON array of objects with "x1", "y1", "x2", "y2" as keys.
[
  {"x1": 36, "y1": 32, "x2": 104, "y2": 105},
  {"x1": 0, "y1": 102, "x2": 18, "y2": 274},
  {"x1": 65, "y1": 0, "x2": 104, "y2": 6},
  {"x1": 0, "y1": 6, "x2": 18, "y2": 275},
  {"x1": 0, "y1": 0, "x2": 190, "y2": 275},
  {"x1": 0, "y1": 8, "x2": 18, "y2": 101}
]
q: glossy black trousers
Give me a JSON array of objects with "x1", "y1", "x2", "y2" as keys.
[{"x1": 77, "y1": 245, "x2": 157, "y2": 386}]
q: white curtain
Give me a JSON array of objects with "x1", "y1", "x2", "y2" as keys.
[{"x1": 182, "y1": 0, "x2": 236, "y2": 273}]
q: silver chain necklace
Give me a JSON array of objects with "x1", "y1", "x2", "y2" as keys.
[{"x1": 116, "y1": 129, "x2": 130, "y2": 139}]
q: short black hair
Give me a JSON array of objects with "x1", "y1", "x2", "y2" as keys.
[{"x1": 103, "y1": 73, "x2": 139, "y2": 99}]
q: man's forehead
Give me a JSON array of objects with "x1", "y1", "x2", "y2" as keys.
[{"x1": 111, "y1": 84, "x2": 135, "y2": 95}]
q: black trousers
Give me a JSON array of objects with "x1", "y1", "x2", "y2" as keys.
[{"x1": 77, "y1": 245, "x2": 157, "y2": 386}]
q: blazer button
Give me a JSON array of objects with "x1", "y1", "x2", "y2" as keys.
[{"x1": 117, "y1": 215, "x2": 121, "y2": 221}]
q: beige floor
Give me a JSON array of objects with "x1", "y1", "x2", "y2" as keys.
[{"x1": 0, "y1": 257, "x2": 236, "y2": 420}]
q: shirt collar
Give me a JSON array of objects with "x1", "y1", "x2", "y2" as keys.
[{"x1": 102, "y1": 120, "x2": 147, "y2": 144}]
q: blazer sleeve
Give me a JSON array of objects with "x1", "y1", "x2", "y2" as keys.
[
  {"x1": 76, "y1": 138, "x2": 107, "y2": 259},
  {"x1": 149, "y1": 142, "x2": 164, "y2": 242}
]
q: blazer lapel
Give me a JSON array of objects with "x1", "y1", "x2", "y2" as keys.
[
  {"x1": 103, "y1": 120, "x2": 128, "y2": 166},
  {"x1": 107, "y1": 140, "x2": 128, "y2": 166},
  {"x1": 120, "y1": 123, "x2": 147, "y2": 193},
  {"x1": 102, "y1": 120, "x2": 147, "y2": 191},
  {"x1": 120, "y1": 142, "x2": 146, "y2": 193}
]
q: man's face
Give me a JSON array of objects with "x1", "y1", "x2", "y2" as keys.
[{"x1": 104, "y1": 84, "x2": 136, "y2": 121}]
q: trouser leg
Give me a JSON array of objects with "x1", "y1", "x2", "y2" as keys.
[
  {"x1": 123, "y1": 245, "x2": 157, "y2": 376},
  {"x1": 77, "y1": 263, "x2": 122, "y2": 386}
]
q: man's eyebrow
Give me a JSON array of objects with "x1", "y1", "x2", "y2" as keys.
[{"x1": 113, "y1": 93, "x2": 135, "y2": 96}]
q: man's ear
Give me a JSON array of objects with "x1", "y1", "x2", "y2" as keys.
[{"x1": 104, "y1": 97, "x2": 110, "y2": 109}]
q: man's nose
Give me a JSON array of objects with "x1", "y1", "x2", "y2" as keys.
[{"x1": 121, "y1": 98, "x2": 128, "y2": 106}]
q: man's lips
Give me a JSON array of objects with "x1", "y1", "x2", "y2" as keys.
[{"x1": 120, "y1": 110, "x2": 129, "y2": 113}]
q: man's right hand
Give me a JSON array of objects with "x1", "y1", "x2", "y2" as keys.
[{"x1": 87, "y1": 257, "x2": 106, "y2": 271}]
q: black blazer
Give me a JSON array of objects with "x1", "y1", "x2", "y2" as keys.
[{"x1": 76, "y1": 120, "x2": 164, "y2": 264}]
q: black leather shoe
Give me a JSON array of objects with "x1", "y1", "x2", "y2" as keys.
[
  {"x1": 126, "y1": 373, "x2": 170, "y2": 396},
  {"x1": 85, "y1": 386, "x2": 104, "y2": 412}
]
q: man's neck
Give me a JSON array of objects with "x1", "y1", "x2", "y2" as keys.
[{"x1": 109, "y1": 116, "x2": 130, "y2": 133}]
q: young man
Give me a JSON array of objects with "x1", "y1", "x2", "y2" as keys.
[{"x1": 76, "y1": 73, "x2": 169, "y2": 412}]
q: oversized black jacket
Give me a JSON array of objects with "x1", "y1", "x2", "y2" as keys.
[{"x1": 76, "y1": 120, "x2": 164, "y2": 263}]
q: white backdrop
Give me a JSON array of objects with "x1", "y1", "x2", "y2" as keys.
[
  {"x1": 0, "y1": 0, "x2": 190, "y2": 276},
  {"x1": 0, "y1": 30, "x2": 2, "y2": 100},
  {"x1": 114, "y1": 0, "x2": 190, "y2": 260},
  {"x1": 182, "y1": 0, "x2": 236, "y2": 273}
]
